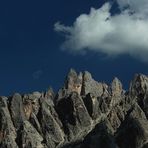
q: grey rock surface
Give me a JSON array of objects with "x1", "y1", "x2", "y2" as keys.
[{"x1": 0, "y1": 69, "x2": 148, "y2": 148}]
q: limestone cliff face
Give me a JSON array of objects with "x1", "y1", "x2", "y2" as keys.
[{"x1": 0, "y1": 69, "x2": 148, "y2": 148}]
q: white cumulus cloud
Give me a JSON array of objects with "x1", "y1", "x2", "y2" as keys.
[
  {"x1": 117, "y1": 0, "x2": 148, "y2": 17},
  {"x1": 54, "y1": 0, "x2": 148, "y2": 62}
]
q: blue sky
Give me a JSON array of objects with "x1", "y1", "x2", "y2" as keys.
[{"x1": 0, "y1": 0, "x2": 148, "y2": 96}]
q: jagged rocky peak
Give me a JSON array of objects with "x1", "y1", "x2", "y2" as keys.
[
  {"x1": 64, "y1": 68, "x2": 82, "y2": 95},
  {"x1": 129, "y1": 74, "x2": 148, "y2": 119},
  {"x1": 0, "y1": 96, "x2": 18, "y2": 148},
  {"x1": 81, "y1": 71, "x2": 105, "y2": 97},
  {"x1": 130, "y1": 73, "x2": 148, "y2": 96},
  {"x1": 111, "y1": 77, "x2": 123, "y2": 96},
  {"x1": 63, "y1": 69, "x2": 107, "y2": 97},
  {"x1": 1, "y1": 70, "x2": 148, "y2": 148}
]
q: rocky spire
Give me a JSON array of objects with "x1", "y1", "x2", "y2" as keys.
[
  {"x1": 64, "y1": 68, "x2": 82, "y2": 95},
  {"x1": 111, "y1": 77, "x2": 123, "y2": 97},
  {"x1": 81, "y1": 71, "x2": 105, "y2": 97}
]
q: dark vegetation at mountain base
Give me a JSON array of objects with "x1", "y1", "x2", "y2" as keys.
[{"x1": 1, "y1": 69, "x2": 148, "y2": 148}]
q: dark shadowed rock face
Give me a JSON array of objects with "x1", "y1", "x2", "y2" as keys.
[{"x1": 0, "y1": 70, "x2": 148, "y2": 148}]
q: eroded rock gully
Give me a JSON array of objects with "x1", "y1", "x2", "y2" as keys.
[{"x1": 0, "y1": 69, "x2": 148, "y2": 148}]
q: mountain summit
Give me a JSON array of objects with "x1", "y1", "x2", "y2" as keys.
[{"x1": 0, "y1": 70, "x2": 148, "y2": 148}]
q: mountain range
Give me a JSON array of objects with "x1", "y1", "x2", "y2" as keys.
[{"x1": 0, "y1": 69, "x2": 148, "y2": 148}]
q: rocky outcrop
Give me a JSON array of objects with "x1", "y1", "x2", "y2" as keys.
[{"x1": 0, "y1": 69, "x2": 148, "y2": 148}]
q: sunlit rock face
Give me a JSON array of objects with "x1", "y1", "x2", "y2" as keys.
[{"x1": 0, "y1": 69, "x2": 148, "y2": 148}]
